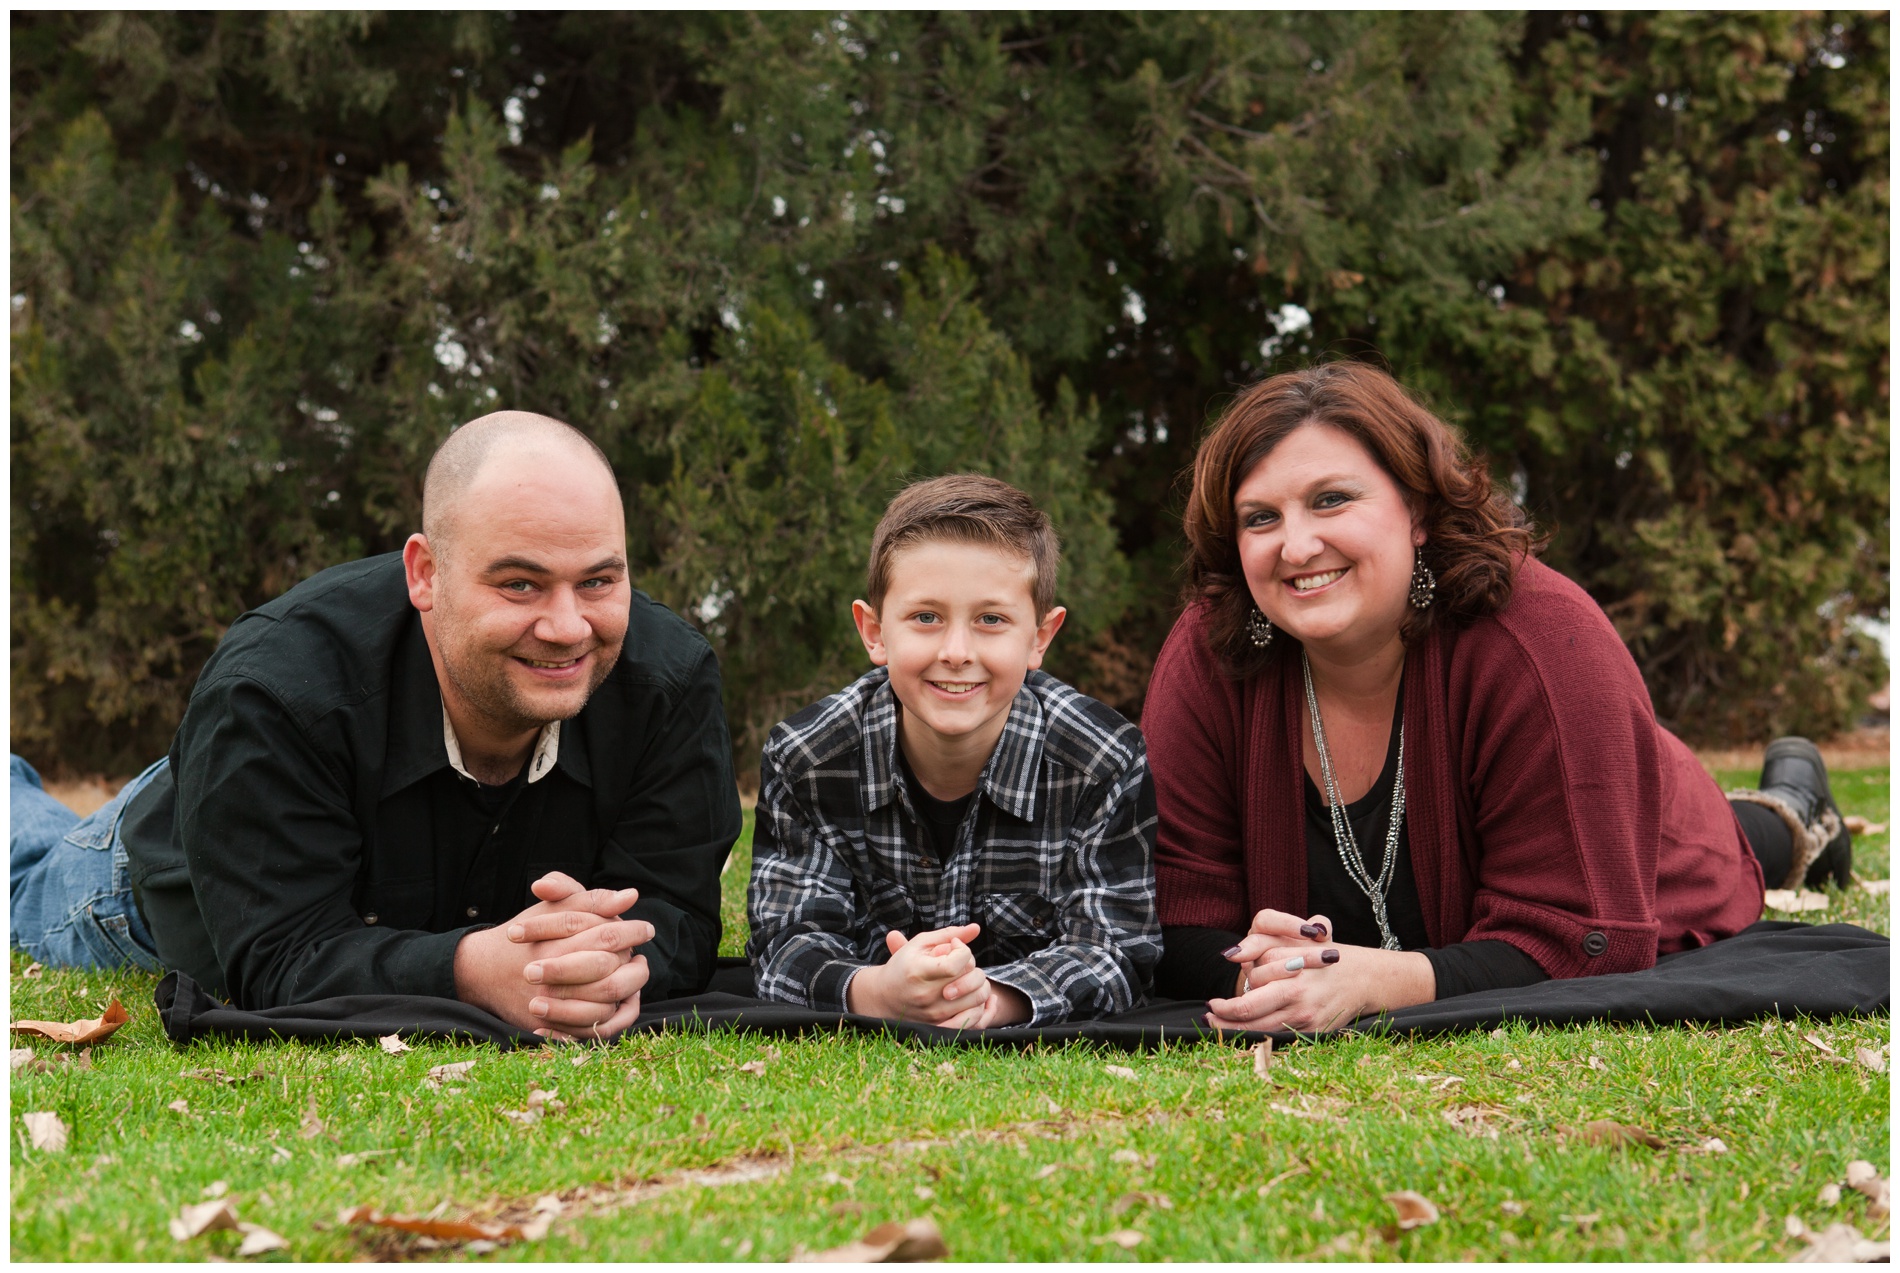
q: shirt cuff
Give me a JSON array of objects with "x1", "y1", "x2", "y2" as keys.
[
  {"x1": 810, "y1": 958, "x2": 866, "y2": 1013},
  {"x1": 1421, "y1": 939, "x2": 1550, "y2": 1000},
  {"x1": 983, "y1": 960, "x2": 1069, "y2": 1027},
  {"x1": 389, "y1": 926, "x2": 476, "y2": 1001}
]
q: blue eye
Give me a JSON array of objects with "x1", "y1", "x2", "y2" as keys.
[
  {"x1": 502, "y1": 580, "x2": 534, "y2": 594},
  {"x1": 1316, "y1": 491, "x2": 1349, "y2": 509},
  {"x1": 914, "y1": 612, "x2": 940, "y2": 625},
  {"x1": 1244, "y1": 510, "x2": 1278, "y2": 528},
  {"x1": 977, "y1": 614, "x2": 1005, "y2": 626}
]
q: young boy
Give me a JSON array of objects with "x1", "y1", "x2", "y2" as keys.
[{"x1": 747, "y1": 474, "x2": 1159, "y2": 1028}]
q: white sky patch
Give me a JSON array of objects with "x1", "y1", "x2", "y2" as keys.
[
  {"x1": 1259, "y1": 303, "x2": 1312, "y2": 360},
  {"x1": 433, "y1": 334, "x2": 468, "y2": 373},
  {"x1": 1121, "y1": 287, "x2": 1147, "y2": 327}
]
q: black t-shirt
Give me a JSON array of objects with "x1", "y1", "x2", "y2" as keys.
[
  {"x1": 1153, "y1": 691, "x2": 1549, "y2": 1004},
  {"x1": 896, "y1": 748, "x2": 975, "y2": 865}
]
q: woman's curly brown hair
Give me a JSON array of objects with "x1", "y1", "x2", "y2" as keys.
[{"x1": 1183, "y1": 361, "x2": 1542, "y2": 678}]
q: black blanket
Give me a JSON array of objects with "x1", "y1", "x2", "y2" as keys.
[{"x1": 154, "y1": 921, "x2": 1888, "y2": 1053}]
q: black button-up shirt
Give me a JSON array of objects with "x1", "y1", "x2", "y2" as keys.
[{"x1": 120, "y1": 553, "x2": 742, "y2": 1009}]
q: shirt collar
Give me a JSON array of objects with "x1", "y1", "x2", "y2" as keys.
[
  {"x1": 442, "y1": 705, "x2": 560, "y2": 786},
  {"x1": 858, "y1": 673, "x2": 1046, "y2": 823}
]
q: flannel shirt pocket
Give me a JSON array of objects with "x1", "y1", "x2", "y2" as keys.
[
  {"x1": 975, "y1": 890, "x2": 1058, "y2": 942},
  {"x1": 863, "y1": 877, "x2": 918, "y2": 937}
]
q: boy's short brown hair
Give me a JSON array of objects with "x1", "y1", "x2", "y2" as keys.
[{"x1": 866, "y1": 474, "x2": 1060, "y2": 616}]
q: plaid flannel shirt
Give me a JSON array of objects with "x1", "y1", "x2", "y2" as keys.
[{"x1": 746, "y1": 668, "x2": 1161, "y2": 1026}]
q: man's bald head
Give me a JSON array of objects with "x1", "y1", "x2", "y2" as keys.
[{"x1": 422, "y1": 411, "x2": 621, "y2": 553}]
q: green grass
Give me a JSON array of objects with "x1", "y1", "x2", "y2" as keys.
[{"x1": 11, "y1": 775, "x2": 1889, "y2": 1261}]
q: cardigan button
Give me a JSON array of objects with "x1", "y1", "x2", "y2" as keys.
[
  {"x1": 1582, "y1": 931, "x2": 1608, "y2": 957},
  {"x1": 363, "y1": 912, "x2": 379, "y2": 926}
]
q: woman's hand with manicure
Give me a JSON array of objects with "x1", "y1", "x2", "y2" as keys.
[{"x1": 1206, "y1": 944, "x2": 1434, "y2": 1035}]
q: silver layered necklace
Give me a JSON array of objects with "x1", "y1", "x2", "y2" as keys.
[{"x1": 1301, "y1": 650, "x2": 1406, "y2": 951}]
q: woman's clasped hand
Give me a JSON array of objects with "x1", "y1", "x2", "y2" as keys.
[{"x1": 1203, "y1": 908, "x2": 1434, "y2": 1034}]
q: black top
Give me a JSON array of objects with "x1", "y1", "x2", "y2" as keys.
[
  {"x1": 1154, "y1": 692, "x2": 1549, "y2": 1003},
  {"x1": 119, "y1": 553, "x2": 743, "y2": 1008},
  {"x1": 895, "y1": 748, "x2": 976, "y2": 865}
]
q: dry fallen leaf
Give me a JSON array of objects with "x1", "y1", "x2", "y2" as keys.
[
  {"x1": 1857, "y1": 877, "x2": 1891, "y2": 895},
  {"x1": 1853, "y1": 1047, "x2": 1885, "y2": 1073},
  {"x1": 795, "y1": 1217, "x2": 948, "y2": 1262},
  {"x1": 1762, "y1": 889, "x2": 1831, "y2": 913},
  {"x1": 1802, "y1": 1033, "x2": 1839, "y2": 1056},
  {"x1": 1252, "y1": 1040, "x2": 1275, "y2": 1080},
  {"x1": 183, "y1": 1066, "x2": 269, "y2": 1087},
  {"x1": 1034, "y1": 1164, "x2": 1061, "y2": 1180},
  {"x1": 23, "y1": 962, "x2": 43, "y2": 979},
  {"x1": 424, "y1": 1061, "x2": 476, "y2": 1090},
  {"x1": 23, "y1": 1111, "x2": 68, "y2": 1152},
  {"x1": 236, "y1": 1223, "x2": 289, "y2": 1256},
  {"x1": 1846, "y1": 1161, "x2": 1890, "y2": 1218},
  {"x1": 12, "y1": 1046, "x2": 93, "y2": 1076},
  {"x1": 1384, "y1": 1190, "x2": 1440, "y2": 1230},
  {"x1": 1499, "y1": 1199, "x2": 1527, "y2": 1216},
  {"x1": 336, "y1": 1149, "x2": 397, "y2": 1168},
  {"x1": 1843, "y1": 816, "x2": 1886, "y2": 836},
  {"x1": 337, "y1": 1204, "x2": 552, "y2": 1245},
  {"x1": 170, "y1": 1198, "x2": 240, "y2": 1241},
  {"x1": 10, "y1": 999, "x2": 130, "y2": 1045},
  {"x1": 1091, "y1": 1230, "x2": 1145, "y2": 1250},
  {"x1": 737, "y1": 1060, "x2": 768, "y2": 1076},
  {"x1": 1793, "y1": 1222, "x2": 1891, "y2": 1263},
  {"x1": 1578, "y1": 1119, "x2": 1666, "y2": 1150},
  {"x1": 1110, "y1": 1191, "x2": 1173, "y2": 1215},
  {"x1": 1698, "y1": 1137, "x2": 1729, "y2": 1155},
  {"x1": 1104, "y1": 1064, "x2": 1137, "y2": 1080},
  {"x1": 299, "y1": 1096, "x2": 327, "y2": 1140},
  {"x1": 1820, "y1": 1183, "x2": 1844, "y2": 1207},
  {"x1": 377, "y1": 1034, "x2": 411, "y2": 1055},
  {"x1": 202, "y1": 1180, "x2": 229, "y2": 1199},
  {"x1": 1442, "y1": 1105, "x2": 1506, "y2": 1140},
  {"x1": 167, "y1": 1099, "x2": 190, "y2": 1115}
]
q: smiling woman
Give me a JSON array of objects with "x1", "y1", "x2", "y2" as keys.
[{"x1": 1144, "y1": 362, "x2": 1851, "y2": 1035}]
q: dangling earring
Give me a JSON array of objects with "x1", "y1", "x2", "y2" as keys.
[
  {"x1": 1247, "y1": 606, "x2": 1274, "y2": 648},
  {"x1": 1409, "y1": 549, "x2": 1437, "y2": 610}
]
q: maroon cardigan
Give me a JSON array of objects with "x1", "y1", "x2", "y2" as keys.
[{"x1": 1145, "y1": 559, "x2": 1764, "y2": 980}]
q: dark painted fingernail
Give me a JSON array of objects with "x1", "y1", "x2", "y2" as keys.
[
  {"x1": 1300, "y1": 923, "x2": 1325, "y2": 939},
  {"x1": 1221, "y1": 945, "x2": 1244, "y2": 959},
  {"x1": 1320, "y1": 948, "x2": 1341, "y2": 965}
]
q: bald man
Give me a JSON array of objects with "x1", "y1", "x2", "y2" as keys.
[{"x1": 10, "y1": 412, "x2": 741, "y2": 1039}]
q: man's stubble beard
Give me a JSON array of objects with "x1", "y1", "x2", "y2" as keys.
[{"x1": 435, "y1": 605, "x2": 622, "y2": 735}]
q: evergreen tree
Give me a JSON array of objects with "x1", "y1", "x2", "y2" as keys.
[{"x1": 10, "y1": 12, "x2": 1886, "y2": 773}]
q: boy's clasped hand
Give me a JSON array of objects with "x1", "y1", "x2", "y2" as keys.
[{"x1": 845, "y1": 924, "x2": 1032, "y2": 1030}]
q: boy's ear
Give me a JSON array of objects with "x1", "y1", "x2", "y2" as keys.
[
  {"x1": 1025, "y1": 605, "x2": 1068, "y2": 670},
  {"x1": 851, "y1": 599, "x2": 890, "y2": 666}
]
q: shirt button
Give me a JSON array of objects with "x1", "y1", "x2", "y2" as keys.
[
  {"x1": 363, "y1": 913, "x2": 379, "y2": 926},
  {"x1": 1582, "y1": 931, "x2": 1608, "y2": 957},
  {"x1": 490, "y1": 825, "x2": 501, "y2": 837},
  {"x1": 466, "y1": 907, "x2": 480, "y2": 919}
]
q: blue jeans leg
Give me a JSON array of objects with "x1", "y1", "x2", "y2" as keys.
[{"x1": 10, "y1": 755, "x2": 165, "y2": 971}]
